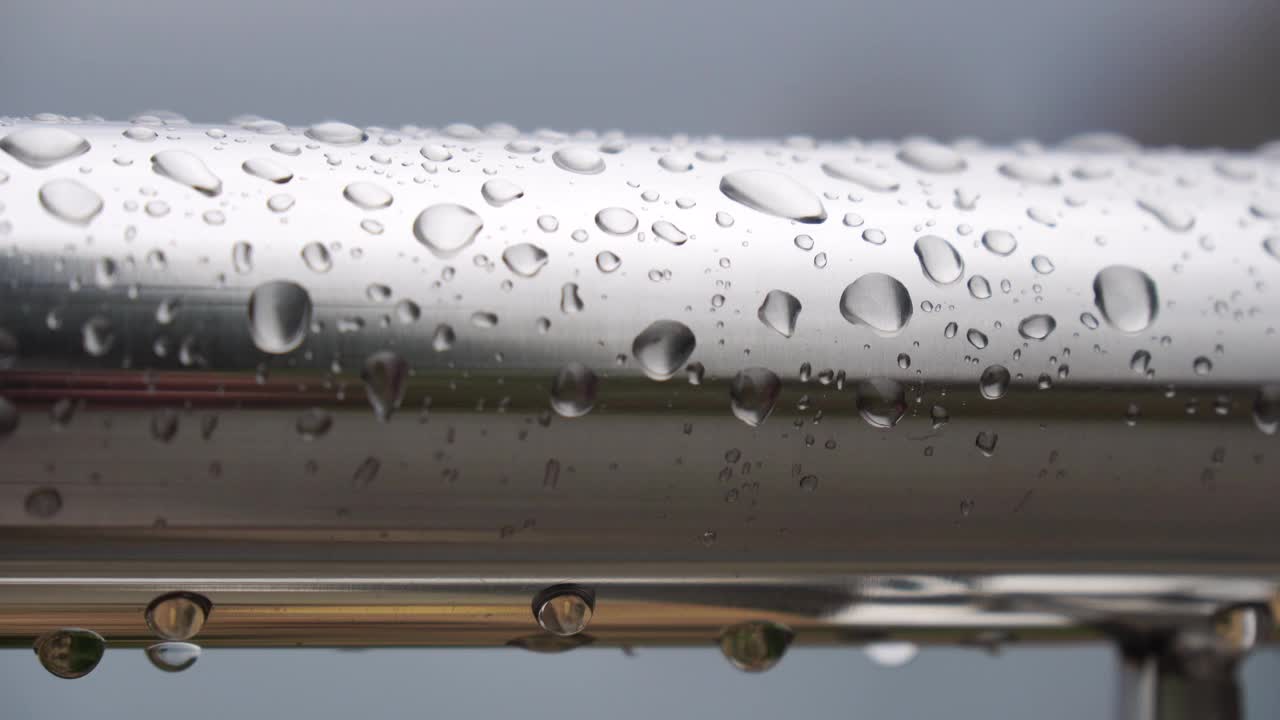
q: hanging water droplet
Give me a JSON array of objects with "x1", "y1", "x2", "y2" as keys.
[
  {"x1": 865, "y1": 641, "x2": 920, "y2": 667},
  {"x1": 980, "y1": 365, "x2": 1011, "y2": 399},
  {"x1": 305, "y1": 121, "x2": 367, "y2": 145},
  {"x1": 502, "y1": 243, "x2": 549, "y2": 277},
  {"x1": 719, "y1": 170, "x2": 826, "y2": 223},
  {"x1": 896, "y1": 139, "x2": 966, "y2": 173},
  {"x1": 757, "y1": 290, "x2": 802, "y2": 338},
  {"x1": 241, "y1": 157, "x2": 293, "y2": 184},
  {"x1": 481, "y1": 178, "x2": 524, "y2": 207},
  {"x1": 729, "y1": 368, "x2": 781, "y2": 427},
  {"x1": 247, "y1": 281, "x2": 312, "y2": 354},
  {"x1": 146, "y1": 642, "x2": 200, "y2": 673},
  {"x1": 981, "y1": 229, "x2": 1017, "y2": 256},
  {"x1": 33, "y1": 628, "x2": 105, "y2": 679},
  {"x1": 595, "y1": 207, "x2": 638, "y2": 235},
  {"x1": 839, "y1": 273, "x2": 913, "y2": 335},
  {"x1": 719, "y1": 621, "x2": 793, "y2": 673},
  {"x1": 145, "y1": 591, "x2": 212, "y2": 641},
  {"x1": 534, "y1": 586, "x2": 594, "y2": 636},
  {"x1": 550, "y1": 362, "x2": 598, "y2": 418},
  {"x1": 413, "y1": 203, "x2": 483, "y2": 257},
  {"x1": 39, "y1": 178, "x2": 103, "y2": 225},
  {"x1": 1018, "y1": 314, "x2": 1056, "y2": 340},
  {"x1": 913, "y1": 235, "x2": 964, "y2": 284},
  {"x1": 1093, "y1": 265, "x2": 1159, "y2": 332},
  {"x1": 632, "y1": 320, "x2": 697, "y2": 381},
  {"x1": 855, "y1": 378, "x2": 907, "y2": 429},
  {"x1": 1137, "y1": 197, "x2": 1194, "y2": 232},
  {"x1": 552, "y1": 146, "x2": 605, "y2": 174},
  {"x1": 820, "y1": 160, "x2": 900, "y2": 192},
  {"x1": 343, "y1": 182, "x2": 393, "y2": 210},
  {"x1": 651, "y1": 220, "x2": 688, "y2": 246},
  {"x1": 2, "y1": 127, "x2": 90, "y2": 169},
  {"x1": 362, "y1": 351, "x2": 408, "y2": 422},
  {"x1": 151, "y1": 150, "x2": 222, "y2": 196}
]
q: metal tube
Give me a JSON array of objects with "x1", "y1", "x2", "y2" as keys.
[{"x1": 0, "y1": 117, "x2": 1277, "y2": 680}]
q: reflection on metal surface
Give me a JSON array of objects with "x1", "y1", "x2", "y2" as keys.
[{"x1": 0, "y1": 115, "x2": 1278, "y2": 714}]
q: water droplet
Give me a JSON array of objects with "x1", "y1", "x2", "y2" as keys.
[
  {"x1": 1093, "y1": 265, "x2": 1158, "y2": 332},
  {"x1": 980, "y1": 365, "x2": 1011, "y2": 399},
  {"x1": 151, "y1": 150, "x2": 222, "y2": 196},
  {"x1": 1130, "y1": 350, "x2": 1152, "y2": 375},
  {"x1": 301, "y1": 242, "x2": 332, "y2": 273},
  {"x1": 966, "y1": 328, "x2": 989, "y2": 349},
  {"x1": 658, "y1": 153, "x2": 694, "y2": 172},
  {"x1": 481, "y1": 178, "x2": 524, "y2": 207},
  {"x1": 550, "y1": 362, "x2": 598, "y2": 418},
  {"x1": 1031, "y1": 255, "x2": 1055, "y2": 275},
  {"x1": 534, "y1": 586, "x2": 594, "y2": 636},
  {"x1": 981, "y1": 229, "x2": 1017, "y2": 256},
  {"x1": 502, "y1": 243, "x2": 549, "y2": 277},
  {"x1": 1137, "y1": 197, "x2": 1194, "y2": 232},
  {"x1": 862, "y1": 229, "x2": 887, "y2": 245},
  {"x1": 896, "y1": 139, "x2": 966, "y2": 173},
  {"x1": 865, "y1": 641, "x2": 919, "y2": 667},
  {"x1": 305, "y1": 121, "x2": 367, "y2": 145},
  {"x1": 913, "y1": 235, "x2": 964, "y2": 284},
  {"x1": 595, "y1": 207, "x2": 638, "y2": 235},
  {"x1": 758, "y1": 290, "x2": 802, "y2": 338},
  {"x1": 632, "y1": 320, "x2": 697, "y2": 381},
  {"x1": 146, "y1": 642, "x2": 200, "y2": 673},
  {"x1": 267, "y1": 193, "x2": 294, "y2": 213},
  {"x1": 975, "y1": 431, "x2": 999, "y2": 456},
  {"x1": 1193, "y1": 356, "x2": 1213, "y2": 376},
  {"x1": 232, "y1": 241, "x2": 253, "y2": 274},
  {"x1": 296, "y1": 408, "x2": 333, "y2": 440},
  {"x1": 595, "y1": 251, "x2": 622, "y2": 273},
  {"x1": 968, "y1": 275, "x2": 992, "y2": 300},
  {"x1": 930, "y1": 404, "x2": 950, "y2": 428},
  {"x1": 561, "y1": 282, "x2": 584, "y2": 313},
  {"x1": 362, "y1": 351, "x2": 408, "y2": 422},
  {"x1": 247, "y1": 281, "x2": 312, "y2": 354},
  {"x1": 81, "y1": 315, "x2": 115, "y2": 357},
  {"x1": 413, "y1": 203, "x2": 483, "y2": 257},
  {"x1": 145, "y1": 591, "x2": 211, "y2": 641},
  {"x1": 24, "y1": 487, "x2": 61, "y2": 518},
  {"x1": 1017, "y1": 314, "x2": 1056, "y2": 340},
  {"x1": 420, "y1": 144, "x2": 453, "y2": 162},
  {"x1": 1264, "y1": 236, "x2": 1279, "y2": 261},
  {"x1": 719, "y1": 170, "x2": 826, "y2": 223},
  {"x1": 552, "y1": 146, "x2": 605, "y2": 174},
  {"x1": 820, "y1": 160, "x2": 899, "y2": 192},
  {"x1": 799, "y1": 475, "x2": 819, "y2": 492},
  {"x1": 343, "y1": 182, "x2": 393, "y2": 210},
  {"x1": 1, "y1": 127, "x2": 90, "y2": 168},
  {"x1": 998, "y1": 159, "x2": 1059, "y2": 186},
  {"x1": 651, "y1": 220, "x2": 688, "y2": 246},
  {"x1": 839, "y1": 273, "x2": 913, "y2": 334},
  {"x1": 432, "y1": 324, "x2": 456, "y2": 352},
  {"x1": 730, "y1": 368, "x2": 781, "y2": 427},
  {"x1": 241, "y1": 157, "x2": 293, "y2": 184},
  {"x1": 33, "y1": 628, "x2": 104, "y2": 679},
  {"x1": 39, "y1": 179, "x2": 102, "y2": 225},
  {"x1": 719, "y1": 621, "x2": 793, "y2": 672},
  {"x1": 855, "y1": 378, "x2": 907, "y2": 429},
  {"x1": 151, "y1": 409, "x2": 179, "y2": 443},
  {"x1": 1253, "y1": 386, "x2": 1279, "y2": 435}
]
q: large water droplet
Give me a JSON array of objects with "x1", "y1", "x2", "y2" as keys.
[
  {"x1": 146, "y1": 642, "x2": 201, "y2": 673},
  {"x1": 632, "y1": 320, "x2": 697, "y2": 381},
  {"x1": 913, "y1": 235, "x2": 964, "y2": 284},
  {"x1": 757, "y1": 290, "x2": 802, "y2": 338},
  {"x1": 980, "y1": 365, "x2": 1011, "y2": 399},
  {"x1": 552, "y1": 147, "x2": 605, "y2": 174},
  {"x1": 719, "y1": 621, "x2": 793, "y2": 673},
  {"x1": 145, "y1": 591, "x2": 211, "y2": 641},
  {"x1": 856, "y1": 378, "x2": 907, "y2": 428},
  {"x1": 151, "y1": 150, "x2": 222, "y2": 196},
  {"x1": 534, "y1": 586, "x2": 594, "y2": 636},
  {"x1": 502, "y1": 243, "x2": 549, "y2": 277},
  {"x1": 550, "y1": 362, "x2": 598, "y2": 418},
  {"x1": 729, "y1": 368, "x2": 781, "y2": 427},
  {"x1": 719, "y1": 170, "x2": 826, "y2": 223},
  {"x1": 839, "y1": 273, "x2": 913, "y2": 334},
  {"x1": 241, "y1": 157, "x2": 293, "y2": 184},
  {"x1": 595, "y1": 207, "x2": 638, "y2": 235},
  {"x1": 343, "y1": 182, "x2": 393, "y2": 209},
  {"x1": 820, "y1": 160, "x2": 899, "y2": 192},
  {"x1": 896, "y1": 139, "x2": 966, "y2": 173},
  {"x1": 1, "y1": 127, "x2": 90, "y2": 168},
  {"x1": 247, "y1": 281, "x2": 312, "y2": 354},
  {"x1": 362, "y1": 350, "x2": 408, "y2": 422},
  {"x1": 1017, "y1": 314, "x2": 1057, "y2": 340},
  {"x1": 39, "y1": 179, "x2": 102, "y2": 225},
  {"x1": 1093, "y1": 265, "x2": 1158, "y2": 333},
  {"x1": 33, "y1": 628, "x2": 105, "y2": 679},
  {"x1": 305, "y1": 121, "x2": 367, "y2": 145},
  {"x1": 481, "y1": 178, "x2": 524, "y2": 207},
  {"x1": 413, "y1": 203, "x2": 483, "y2": 257}
]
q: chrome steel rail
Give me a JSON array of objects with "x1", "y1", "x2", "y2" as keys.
[{"x1": 0, "y1": 114, "x2": 1278, "y2": 716}]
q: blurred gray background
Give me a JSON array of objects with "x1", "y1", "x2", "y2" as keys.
[{"x1": 3, "y1": 0, "x2": 1278, "y2": 716}]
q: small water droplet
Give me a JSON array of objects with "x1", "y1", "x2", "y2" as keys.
[
  {"x1": 595, "y1": 207, "x2": 639, "y2": 235},
  {"x1": 981, "y1": 229, "x2": 1017, "y2": 256},
  {"x1": 301, "y1": 242, "x2": 333, "y2": 273},
  {"x1": 502, "y1": 243, "x2": 549, "y2": 277},
  {"x1": 719, "y1": 621, "x2": 793, "y2": 672},
  {"x1": 1017, "y1": 314, "x2": 1056, "y2": 340},
  {"x1": 550, "y1": 362, "x2": 598, "y2": 418},
  {"x1": 296, "y1": 408, "x2": 333, "y2": 440},
  {"x1": 1193, "y1": 356, "x2": 1213, "y2": 376},
  {"x1": 413, "y1": 203, "x2": 483, "y2": 257},
  {"x1": 1253, "y1": 386, "x2": 1279, "y2": 435},
  {"x1": 481, "y1": 178, "x2": 524, "y2": 207},
  {"x1": 1093, "y1": 265, "x2": 1158, "y2": 332},
  {"x1": 632, "y1": 320, "x2": 697, "y2": 381},
  {"x1": 651, "y1": 220, "x2": 688, "y2": 246},
  {"x1": 980, "y1": 365, "x2": 1011, "y2": 399},
  {"x1": 552, "y1": 146, "x2": 605, "y2": 174},
  {"x1": 560, "y1": 282, "x2": 584, "y2": 313},
  {"x1": 145, "y1": 591, "x2": 211, "y2": 641},
  {"x1": 305, "y1": 121, "x2": 367, "y2": 145},
  {"x1": 146, "y1": 642, "x2": 200, "y2": 673},
  {"x1": 865, "y1": 641, "x2": 919, "y2": 667},
  {"x1": 343, "y1": 181, "x2": 393, "y2": 210},
  {"x1": 1137, "y1": 197, "x2": 1195, "y2": 232},
  {"x1": 534, "y1": 586, "x2": 594, "y2": 636},
  {"x1": 241, "y1": 157, "x2": 293, "y2": 184},
  {"x1": 730, "y1": 368, "x2": 781, "y2": 427},
  {"x1": 24, "y1": 487, "x2": 61, "y2": 518},
  {"x1": 968, "y1": 275, "x2": 992, "y2": 300},
  {"x1": 856, "y1": 378, "x2": 907, "y2": 429},
  {"x1": 39, "y1": 179, "x2": 103, "y2": 225},
  {"x1": 757, "y1": 290, "x2": 802, "y2": 338},
  {"x1": 896, "y1": 139, "x2": 966, "y2": 173},
  {"x1": 839, "y1": 273, "x2": 913, "y2": 335},
  {"x1": 913, "y1": 235, "x2": 965, "y2": 284},
  {"x1": 719, "y1": 170, "x2": 826, "y2": 223},
  {"x1": 362, "y1": 351, "x2": 408, "y2": 422},
  {"x1": 247, "y1": 281, "x2": 312, "y2": 354},
  {"x1": 81, "y1": 315, "x2": 115, "y2": 357},
  {"x1": 820, "y1": 160, "x2": 900, "y2": 192},
  {"x1": 595, "y1": 251, "x2": 622, "y2": 273},
  {"x1": 975, "y1": 431, "x2": 999, "y2": 456},
  {"x1": 151, "y1": 150, "x2": 222, "y2": 196}
]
